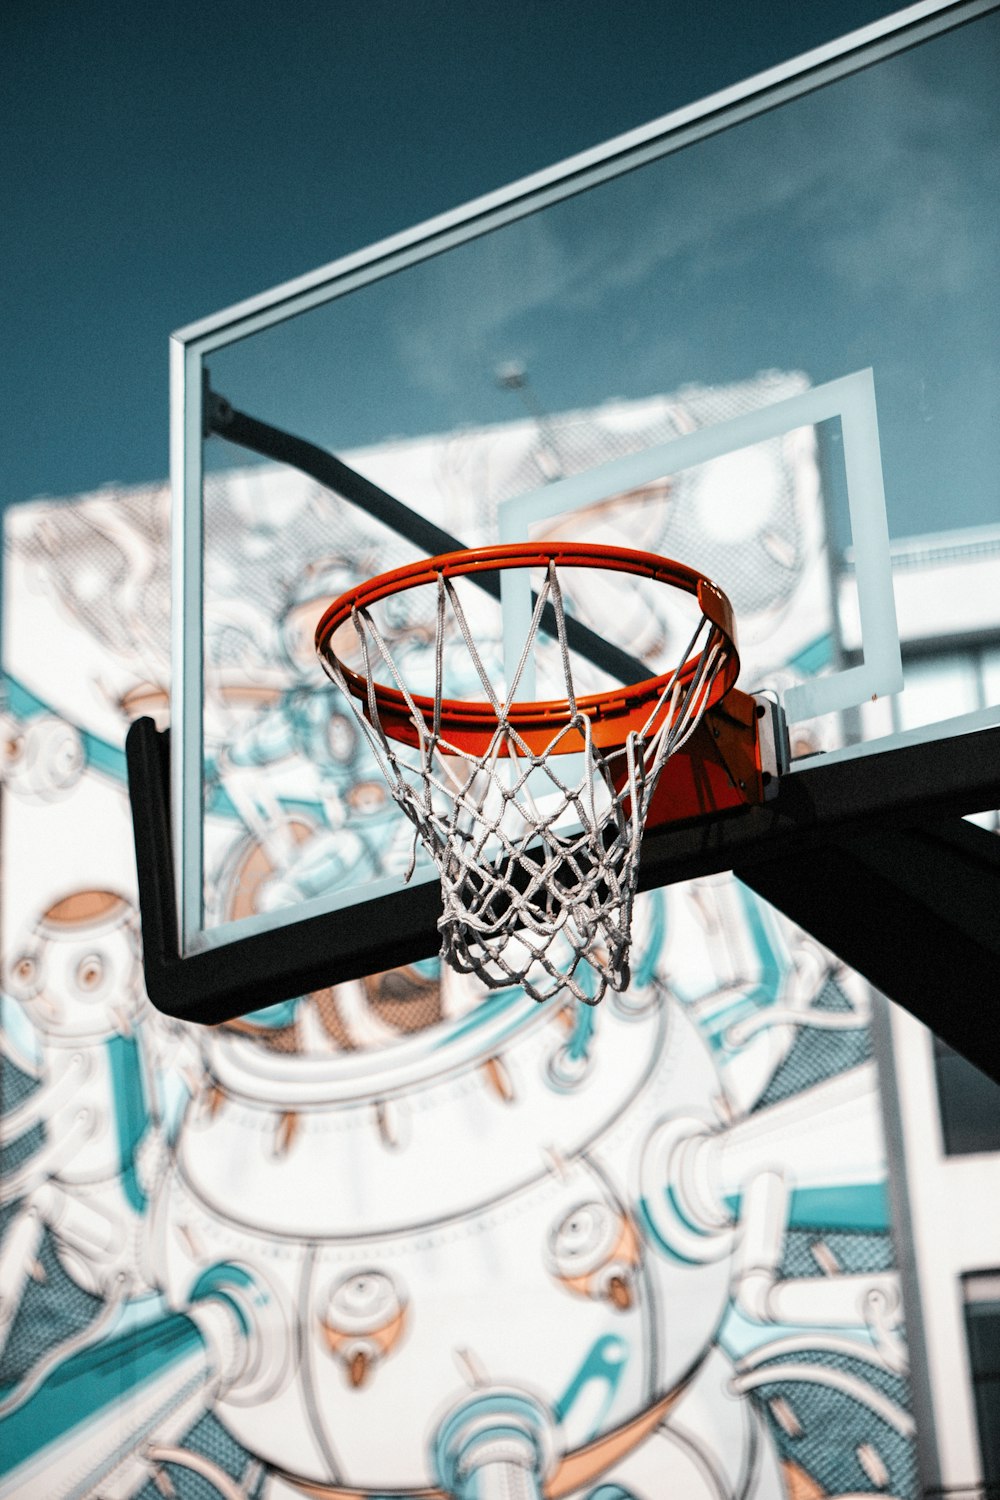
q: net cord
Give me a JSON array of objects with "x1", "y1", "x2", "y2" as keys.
[{"x1": 325, "y1": 561, "x2": 727, "y2": 1003}]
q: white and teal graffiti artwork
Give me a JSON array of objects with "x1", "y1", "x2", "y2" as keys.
[{"x1": 2, "y1": 381, "x2": 919, "y2": 1499}]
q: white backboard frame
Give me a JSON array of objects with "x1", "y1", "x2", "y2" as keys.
[{"x1": 169, "y1": 0, "x2": 999, "y2": 957}]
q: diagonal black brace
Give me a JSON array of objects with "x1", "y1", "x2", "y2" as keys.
[
  {"x1": 738, "y1": 818, "x2": 1000, "y2": 1085},
  {"x1": 206, "y1": 389, "x2": 650, "y2": 689}
]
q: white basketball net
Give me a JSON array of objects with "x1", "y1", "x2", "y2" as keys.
[{"x1": 322, "y1": 560, "x2": 727, "y2": 1006}]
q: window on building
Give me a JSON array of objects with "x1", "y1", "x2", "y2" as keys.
[
  {"x1": 854, "y1": 642, "x2": 1000, "y2": 832},
  {"x1": 896, "y1": 647, "x2": 1000, "y2": 833},
  {"x1": 935, "y1": 1038, "x2": 1000, "y2": 1156},
  {"x1": 856, "y1": 638, "x2": 1000, "y2": 1155},
  {"x1": 963, "y1": 1274, "x2": 1000, "y2": 1487}
]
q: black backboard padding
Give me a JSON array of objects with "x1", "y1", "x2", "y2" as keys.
[
  {"x1": 128, "y1": 715, "x2": 1000, "y2": 1052},
  {"x1": 126, "y1": 716, "x2": 442, "y2": 1026}
]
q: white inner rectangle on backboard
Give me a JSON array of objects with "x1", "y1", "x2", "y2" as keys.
[{"x1": 498, "y1": 370, "x2": 903, "y2": 730}]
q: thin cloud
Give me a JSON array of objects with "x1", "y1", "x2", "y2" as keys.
[{"x1": 386, "y1": 32, "x2": 997, "y2": 406}]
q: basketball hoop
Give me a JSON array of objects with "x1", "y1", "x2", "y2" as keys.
[{"x1": 315, "y1": 543, "x2": 752, "y2": 1005}]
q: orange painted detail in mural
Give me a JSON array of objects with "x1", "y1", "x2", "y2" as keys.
[
  {"x1": 319, "y1": 1270, "x2": 409, "y2": 1392},
  {"x1": 119, "y1": 680, "x2": 171, "y2": 725},
  {"x1": 224, "y1": 818, "x2": 314, "y2": 925},
  {"x1": 481, "y1": 1055, "x2": 515, "y2": 1103},
  {"x1": 781, "y1": 1458, "x2": 827, "y2": 1500},
  {"x1": 547, "y1": 1374, "x2": 692, "y2": 1496},
  {"x1": 274, "y1": 1110, "x2": 301, "y2": 1156},
  {"x1": 43, "y1": 889, "x2": 127, "y2": 925},
  {"x1": 275, "y1": 1374, "x2": 692, "y2": 1500},
  {"x1": 550, "y1": 1210, "x2": 642, "y2": 1312}
]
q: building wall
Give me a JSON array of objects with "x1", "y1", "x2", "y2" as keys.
[{"x1": 3, "y1": 386, "x2": 996, "y2": 1497}]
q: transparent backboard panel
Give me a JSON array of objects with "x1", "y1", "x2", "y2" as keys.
[{"x1": 181, "y1": 2, "x2": 1000, "y2": 954}]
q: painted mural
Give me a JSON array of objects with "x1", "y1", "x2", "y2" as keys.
[{"x1": 1, "y1": 378, "x2": 919, "y2": 1498}]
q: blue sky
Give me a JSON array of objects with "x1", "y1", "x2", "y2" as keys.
[
  {"x1": 3, "y1": 0, "x2": 921, "y2": 511},
  {"x1": 204, "y1": 8, "x2": 1000, "y2": 547}
]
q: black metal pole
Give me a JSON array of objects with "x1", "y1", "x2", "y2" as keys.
[{"x1": 206, "y1": 390, "x2": 651, "y2": 689}]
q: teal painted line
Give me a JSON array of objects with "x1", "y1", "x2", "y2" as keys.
[
  {"x1": 433, "y1": 1391, "x2": 550, "y2": 1485},
  {"x1": 633, "y1": 889, "x2": 666, "y2": 988},
  {"x1": 205, "y1": 783, "x2": 325, "y2": 820},
  {"x1": 1, "y1": 675, "x2": 322, "y2": 823},
  {"x1": 789, "y1": 632, "x2": 834, "y2": 677},
  {"x1": 718, "y1": 1300, "x2": 882, "y2": 1362},
  {"x1": 667, "y1": 1183, "x2": 727, "y2": 1239},
  {"x1": 204, "y1": 782, "x2": 237, "y2": 818},
  {"x1": 574, "y1": 960, "x2": 599, "y2": 1005},
  {"x1": 789, "y1": 1182, "x2": 890, "y2": 1231},
  {"x1": 635, "y1": 1197, "x2": 702, "y2": 1267},
  {"x1": 552, "y1": 1334, "x2": 628, "y2": 1436},
  {"x1": 725, "y1": 1181, "x2": 890, "y2": 1232},
  {"x1": 4, "y1": 674, "x2": 54, "y2": 721},
  {"x1": 492, "y1": 1003, "x2": 552, "y2": 1053},
  {"x1": 433, "y1": 988, "x2": 528, "y2": 1048},
  {"x1": 280, "y1": 796, "x2": 329, "y2": 819},
  {"x1": 204, "y1": 789, "x2": 327, "y2": 821},
  {"x1": 567, "y1": 992, "x2": 595, "y2": 1060},
  {"x1": 190, "y1": 1263, "x2": 254, "y2": 1336},
  {"x1": 239, "y1": 997, "x2": 301, "y2": 1029},
  {"x1": 693, "y1": 883, "x2": 788, "y2": 1054},
  {"x1": 700, "y1": 995, "x2": 765, "y2": 1052},
  {"x1": 736, "y1": 883, "x2": 783, "y2": 996},
  {"x1": 0, "y1": 994, "x2": 42, "y2": 1073},
  {"x1": 112, "y1": 1291, "x2": 171, "y2": 1335},
  {"x1": 119, "y1": 1161, "x2": 146, "y2": 1215},
  {"x1": 82, "y1": 731, "x2": 127, "y2": 781},
  {"x1": 3, "y1": 674, "x2": 129, "y2": 783},
  {"x1": 78, "y1": 729, "x2": 127, "y2": 780},
  {"x1": 106, "y1": 1033, "x2": 150, "y2": 1213},
  {"x1": 0, "y1": 1314, "x2": 204, "y2": 1474}
]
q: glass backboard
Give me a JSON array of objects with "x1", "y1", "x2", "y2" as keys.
[{"x1": 169, "y1": 0, "x2": 1000, "y2": 961}]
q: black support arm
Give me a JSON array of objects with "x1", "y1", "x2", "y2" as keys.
[{"x1": 129, "y1": 713, "x2": 1000, "y2": 1086}]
